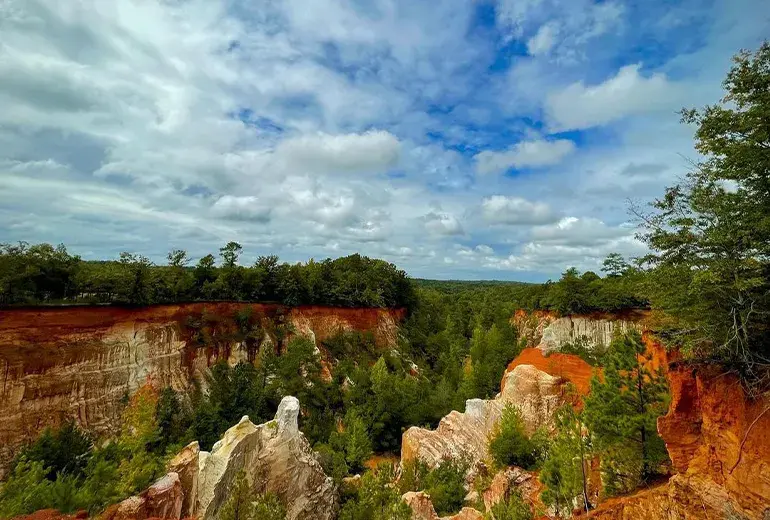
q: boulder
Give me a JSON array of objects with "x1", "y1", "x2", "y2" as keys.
[
  {"x1": 401, "y1": 492, "x2": 484, "y2": 520},
  {"x1": 481, "y1": 467, "x2": 542, "y2": 512},
  {"x1": 402, "y1": 491, "x2": 439, "y2": 520}
]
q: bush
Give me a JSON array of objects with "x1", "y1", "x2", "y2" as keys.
[
  {"x1": 423, "y1": 459, "x2": 468, "y2": 516},
  {"x1": 486, "y1": 491, "x2": 533, "y2": 520},
  {"x1": 16, "y1": 421, "x2": 92, "y2": 480},
  {"x1": 489, "y1": 405, "x2": 538, "y2": 470},
  {"x1": 338, "y1": 464, "x2": 411, "y2": 520}
]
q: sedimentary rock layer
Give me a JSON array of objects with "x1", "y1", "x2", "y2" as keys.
[
  {"x1": 587, "y1": 364, "x2": 770, "y2": 520},
  {"x1": 401, "y1": 361, "x2": 588, "y2": 475},
  {"x1": 512, "y1": 309, "x2": 646, "y2": 354},
  {"x1": 0, "y1": 303, "x2": 403, "y2": 473}
]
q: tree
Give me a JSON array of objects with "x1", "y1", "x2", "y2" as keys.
[
  {"x1": 15, "y1": 421, "x2": 92, "y2": 480},
  {"x1": 638, "y1": 42, "x2": 770, "y2": 367},
  {"x1": 117, "y1": 252, "x2": 153, "y2": 305},
  {"x1": 422, "y1": 459, "x2": 468, "y2": 516},
  {"x1": 338, "y1": 464, "x2": 411, "y2": 520},
  {"x1": 601, "y1": 253, "x2": 630, "y2": 277},
  {"x1": 218, "y1": 471, "x2": 284, "y2": 520},
  {"x1": 220, "y1": 242, "x2": 243, "y2": 268},
  {"x1": 489, "y1": 405, "x2": 537, "y2": 470},
  {"x1": 583, "y1": 331, "x2": 669, "y2": 495},
  {"x1": 344, "y1": 413, "x2": 373, "y2": 473},
  {"x1": 486, "y1": 490, "x2": 533, "y2": 520},
  {"x1": 540, "y1": 404, "x2": 592, "y2": 516}
]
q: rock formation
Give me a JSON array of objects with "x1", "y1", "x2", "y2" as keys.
[
  {"x1": 586, "y1": 364, "x2": 770, "y2": 520},
  {"x1": 402, "y1": 492, "x2": 484, "y2": 520},
  {"x1": 512, "y1": 309, "x2": 645, "y2": 354},
  {"x1": 196, "y1": 396, "x2": 337, "y2": 520},
  {"x1": 99, "y1": 396, "x2": 336, "y2": 520},
  {"x1": 0, "y1": 303, "x2": 404, "y2": 473},
  {"x1": 402, "y1": 348, "x2": 594, "y2": 479},
  {"x1": 102, "y1": 473, "x2": 183, "y2": 520}
]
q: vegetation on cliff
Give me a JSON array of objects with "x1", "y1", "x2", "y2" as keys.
[{"x1": 0, "y1": 243, "x2": 414, "y2": 308}]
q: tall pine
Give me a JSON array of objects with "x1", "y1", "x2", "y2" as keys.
[{"x1": 583, "y1": 331, "x2": 669, "y2": 495}]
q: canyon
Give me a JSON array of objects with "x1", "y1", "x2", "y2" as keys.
[
  {"x1": 0, "y1": 303, "x2": 404, "y2": 474},
  {"x1": 3, "y1": 306, "x2": 769, "y2": 520},
  {"x1": 402, "y1": 310, "x2": 769, "y2": 520}
]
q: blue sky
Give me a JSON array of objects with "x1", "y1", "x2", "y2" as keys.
[{"x1": 0, "y1": 0, "x2": 768, "y2": 280}]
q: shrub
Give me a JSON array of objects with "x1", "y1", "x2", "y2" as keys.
[
  {"x1": 489, "y1": 405, "x2": 537, "y2": 470},
  {"x1": 486, "y1": 491, "x2": 533, "y2": 520},
  {"x1": 423, "y1": 459, "x2": 468, "y2": 516}
]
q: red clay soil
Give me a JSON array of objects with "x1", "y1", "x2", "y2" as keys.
[
  {"x1": 10, "y1": 510, "x2": 88, "y2": 520},
  {"x1": 503, "y1": 347, "x2": 596, "y2": 395}
]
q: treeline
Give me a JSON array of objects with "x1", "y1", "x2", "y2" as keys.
[
  {"x1": 0, "y1": 242, "x2": 414, "y2": 309},
  {"x1": 419, "y1": 254, "x2": 648, "y2": 316}
]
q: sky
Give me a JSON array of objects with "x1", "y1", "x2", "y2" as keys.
[{"x1": 0, "y1": 0, "x2": 768, "y2": 281}]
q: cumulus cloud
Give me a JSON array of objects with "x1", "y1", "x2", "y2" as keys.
[
  {"x1": 211, "y1": 195, "x2": 271, "y2": 222},
  {"x1": 275, "y1": 130, "x2": 401, "y2": 176},
  {"x1": 475, "y1": 139, "x2": 576, "y2": 174},
  {"x1": 0, "y1": 0, "x2": 766, "y2": 279},
  {"x1": 546, "y1": 64, "x2": 679, "y2": 131},
  {"x1": 531, "y1": 217, "x2": 634, "y2": 246},
  {"x1": 481, "y1": 196, "x2": 559, "y2": 225},
  {"x1": 422, "y1": 212, "x2": 464, "y2": 236}
]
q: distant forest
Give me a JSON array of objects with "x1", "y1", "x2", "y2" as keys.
[
  {"x1": 0, "y1": 241, "x2": 414, "y2": 308},
  {"x1": 0, "y1": 239, "x2": 649, "y2": 317}
]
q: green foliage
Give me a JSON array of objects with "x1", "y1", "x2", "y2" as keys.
[
  {"x1": 485, "y1": 491, "x2": 533, "y2": 520},
  {"x1": 0, "y1": 244, "x2": 415, "y2": 308},
  {"x1": 422, "y1": 459, "x2": 469, "y2": 516},
  {"x1": 583, "y1": 332, "x2": 669, "y2": 495},
  {"x1": 639, "y1": 42, "x2": 770, "y2": 366},
  {"x1": 314, "y1": 443, "x2": 349, "y2": 484},
  {"x1": 539, "y1": 404, "x2": 592, "y2": 516},
  {"x1": 15, "y1": 421, "x2": 92, "y2": 480},
  {"x1": 489, "y1": 405, "x2": 539, "y2": 470},
  {"x1": 219, "y1": 471, "x2": 285, "y2": 520},
  {"x1": 338, "y1": 464, "x2": 411, "y2": 520},
  {"x1": 343, "y1": 413, "x2": 373, "y2": 473}
]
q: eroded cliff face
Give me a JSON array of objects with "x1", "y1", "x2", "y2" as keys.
[
  {"x1": 0, "y1": 303, "x2": 404, "y2": 473},
  {"x1": 401, "y1": 348, "x2": 594, "y2": 479},
  {"x1": 512, "y1": 309, "x2": 647, "y2": 354},
  {"x1": 587, "y1": 364, "x2": 770, "y2": 520}
]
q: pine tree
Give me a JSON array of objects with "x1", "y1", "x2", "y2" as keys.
[
  {"x1": 583, "y1": 331, "x2": 669, "y2": 495},
  {"x1": 540, "y1": 403, "x2": 592, "y2": 516}
]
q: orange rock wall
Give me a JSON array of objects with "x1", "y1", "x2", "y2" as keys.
[
  {"x1": 0, "y1": 303, "x2": 404, "y2": 475},
  {"x1": 587, "y1": 364, "x2": 770, "y2": 520}
]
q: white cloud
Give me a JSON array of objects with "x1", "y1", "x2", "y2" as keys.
[
  {"x1": 275, "y1": 130, "x2": 401, "y2": 175},
  {"x1": 481, "y1": 196, "x2": 559, "y2": 225},
  {"x1": 423, "y1": 212, "x2": 464, "y2": 236},
  {"x1": 527, "y1": 22, "x2": 559, "y2": 56},
  {"x1": 211, "y1": 195, "x2": 271, "y2": 222},
  {"x1": 546, "y1": 64, "x2": 679, "y2": 131},
  {"x1": 531, "y1": 217, "x2": 634, "y2": 246},
  {"x1": 475, "y1": 139, "x2": 575, "y2": 174}
]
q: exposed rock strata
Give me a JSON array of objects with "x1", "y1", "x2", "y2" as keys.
[
  {"x1": 0, "y1": 303, "x2": 403, "y2": 472},
  {"x1": 196, "y1": 396, "x2": 337, "y2": 520},
  {"x1": 587, "y1": 364, "x2": 770, "y2": 520},
  {"x1": 512, "y1": 309, "x2": 645, "y2": 354},
  {"x1": 402, "y1": 364, "x2": 568, "y2": 476}
]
